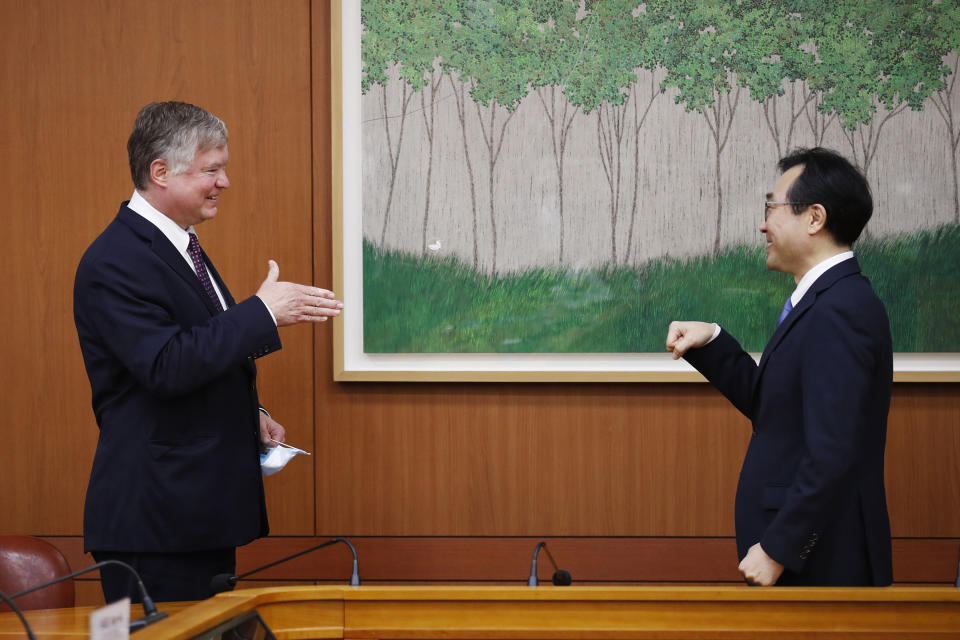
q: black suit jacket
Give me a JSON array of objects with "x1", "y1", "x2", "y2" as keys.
[
  {"x1": 74, "y1": 204, "x2": 282, "y2": 553},
  {"x1": 685, "y1": 258, "x2": 893, "y2": 585}
]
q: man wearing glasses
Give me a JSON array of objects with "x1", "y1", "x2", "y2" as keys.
[{"x1": 665, "y1": 148, "x2": 893, "y2": 587}]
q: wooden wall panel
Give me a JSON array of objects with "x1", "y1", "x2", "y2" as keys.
[
  {"x1": 0, "y1": 0, "x2": 110, "y2": 536},
  {"x1": 311, "y1": 379, "x2": 960, "y2": 538},
  {"x1": 314, "y1": 383, "x2": 749, "y2": 535},
  {"x1": 886, "y1": 384, "x2": 960, "y2": 537},
  {"x1": 0, "y1": 0, "x2": 316, "y2": 535}
]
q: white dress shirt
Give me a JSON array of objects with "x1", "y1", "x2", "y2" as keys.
[
  {"x1": 787, "y1": 250, "x2": 854, "y2": 308},
  {"x1": 127, "y1": 190, "x2": 229, "y2": 309}
]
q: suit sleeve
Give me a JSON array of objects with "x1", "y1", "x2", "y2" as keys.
[
  {"x1": 81, "y1": 255, "x2": 282, "y2": 397},
  {"x1": 759, "y1": 298, "x2": 881, "y2": 572},
  {"x1": 684, "y1": 328, "x2": 758, "y2": 420}
]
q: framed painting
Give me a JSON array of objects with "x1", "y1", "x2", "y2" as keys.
[{"x1": 331, "y1": 0, "x2": 960, "y2": 382}]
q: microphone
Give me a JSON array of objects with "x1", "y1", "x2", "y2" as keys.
[
  {"x1": 210, "y1": 537, "x2": 360, "y2": 594},
  {"x1": 8, "y1": 560, "x2": 168, "y2": 632},
  {"x1": 0, "y1": 590, "x2": 37, "y2": 640},
  {"x1": 527, "y1": 541, "x2": 572, "y2": 587}
]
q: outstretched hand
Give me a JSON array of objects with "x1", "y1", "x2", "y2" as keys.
[{"x1": 256, "y1": 260, "x2": 343, "y2": 327}]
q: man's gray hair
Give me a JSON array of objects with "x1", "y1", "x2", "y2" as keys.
[{"x1": 127, "y1": 101, "x2": 228, "y2": 190}]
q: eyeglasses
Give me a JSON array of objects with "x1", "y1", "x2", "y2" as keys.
[{"x1": 764, "y1": 201, "x2": 812, "y2": 221}]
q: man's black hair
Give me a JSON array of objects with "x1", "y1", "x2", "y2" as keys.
[{"x1": 778, "y1": 147, "x2": 873, "y2": 246}]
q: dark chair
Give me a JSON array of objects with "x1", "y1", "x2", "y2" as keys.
[{"x1": 0, "y1": 536, "x2": 74, "y2": 610}]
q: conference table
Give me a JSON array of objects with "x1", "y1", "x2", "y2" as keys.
[{"x1": 2, "y1": 585, "x2": 959, "y2": 638}]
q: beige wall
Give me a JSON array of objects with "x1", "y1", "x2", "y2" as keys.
[{"x1": 0, "y1": 0, "x2": 956, "y2": 607}]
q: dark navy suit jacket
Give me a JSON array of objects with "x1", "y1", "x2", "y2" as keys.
[
  {"x1": 74, "y1": 204, "x2": 281, "y2": 553},
  {"x1": 685, "y1": 258, "x2": 893, "y2": 585}
]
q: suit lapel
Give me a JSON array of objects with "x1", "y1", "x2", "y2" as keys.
[
  {"x1": 754, "y1": 258, "x2": 863, "y2": 385},
  {"x1": 117, "y1": 206, "x2": 257, "y2": 378},
  {"x1": 117, "y1": 207, "x2": 222, "y2": 316}
]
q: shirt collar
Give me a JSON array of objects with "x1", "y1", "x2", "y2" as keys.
[
  {"x1": 127, "y1": 190, "x2": 197, "y2": 254},
  {"x1": 791, "y1": 250, "x2": 854, "y2": 306}
]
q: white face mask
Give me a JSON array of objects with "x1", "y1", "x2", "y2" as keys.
[{"x1": 260, "y1": 441, "x2": 310, "y2": 476}]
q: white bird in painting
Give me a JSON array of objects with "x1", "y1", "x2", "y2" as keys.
[{"x1": 428, "y1": 239, "x2": 442, "y2": 252}]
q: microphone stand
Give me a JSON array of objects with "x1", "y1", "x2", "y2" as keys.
[
  {"x1": 527, "y1": 540, "x2": 572, "y2": 587},
  {"x1": 9, "y1": 560, "x2": 168, "y2": 632},
  {"x1": 0, "y1": 590, "x2": 37, "y2": 640},
  {"x1": 210, "y1": 537, "x2": 360, "y2": 594}
]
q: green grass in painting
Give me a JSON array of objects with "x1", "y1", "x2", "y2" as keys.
[
  {"x1": 857, "y1": 223, "x2": 960, "y2": 352},
  {"x1": 362, "y1": 224, "x2": 960, "y2": 353}
]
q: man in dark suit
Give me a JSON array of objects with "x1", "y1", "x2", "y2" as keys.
[
  {"x1": 74, "y1": 101, "x2": 343, "y2": 602},
  {"x1": 665, "y1": 148, "x2": 893, "y2": 586}
]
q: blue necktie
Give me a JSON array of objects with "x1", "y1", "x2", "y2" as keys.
[{"x1": 777, "y1": 296, "x2": 793, "y2": 327}]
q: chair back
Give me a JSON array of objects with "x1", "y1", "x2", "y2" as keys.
[{"x1": 0, "y1": 536, "x2": 74, "y2": 610}]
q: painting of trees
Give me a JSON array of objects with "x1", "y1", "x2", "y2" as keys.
[
  {"x1": 443, "y1": 0, "x2": 541, "y2": 275},
  {"x1": 529, "y1": 0, "x2": 582, "y2": 265},
  {"x1": 932, "y1": 50, "x2": 960, "y2": 223},
  {"x1": 564, "y1": 0, "x2": 658, "y2": 265},
  {"x1": 808, "y1": 0, "x2": 952, "y2": 176},
  {"x1": 361, "y1": 0, "x2": 441, "y2": 245},
  {"x1": 646, "y1": 0, "x2": 749, "y2": 254},
  {"x1": 926, "y1": 1, "x2": 960, "y2": 223},
  {"x1": 357, "y1": 0, "x2": 960, "y2": 355}
]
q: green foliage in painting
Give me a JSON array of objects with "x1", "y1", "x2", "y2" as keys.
[
  {"x1": 806, "y1": 0, "x2": 950, "y2": 130},
  {"x1": 362, "y1": 0, "x2": 448, "y2": 93},
  {"x1": 561, "y1": 0, "x2": 653, "y2": 113},
  {"x1": 362, "y1": 0, "x2": 960, "y2": 132},
  {"x1": 439, "y1": 0, "x2": 543, "y2": 111}
]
